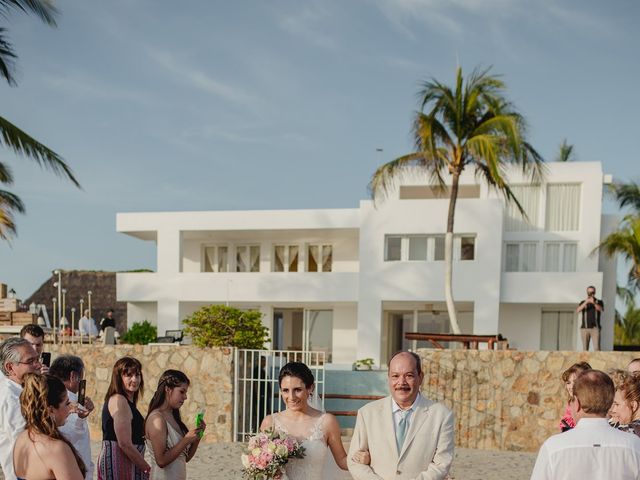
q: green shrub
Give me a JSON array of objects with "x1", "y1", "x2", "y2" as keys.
[
  {"x1": 183, "y1": 305, "x2": 269, "y2": 349},
  {"x1": 120, "y1": 320, "x2": 157, "y2": 345}
]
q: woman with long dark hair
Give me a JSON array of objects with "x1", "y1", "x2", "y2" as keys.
[
  {"x1": 97, "y1": 356, "x2": 150, "y2": 479},
  {"x1": 145, "y1": 369, "x2": 205, "y2": 479},
  {"x1": 13, "y1": 373, "x2": 86, "y2": 479}
]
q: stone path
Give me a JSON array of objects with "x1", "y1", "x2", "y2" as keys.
[{"x1": 1, "y1": 442, "x2": 537, "y2": 479}]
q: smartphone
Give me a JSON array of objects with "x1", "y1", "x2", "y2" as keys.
[
  {"x1": 77, "y1": 379, "x2": 86, "y2": 406},
  {"x1": 40, "y1": 352, "x2": 51, "y2": 367},
  {"x1": 195, "y1": 411, "x2": 205, "y2": 438}
]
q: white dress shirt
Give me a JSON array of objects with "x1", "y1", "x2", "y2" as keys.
[
  {"x1": 78, "y1": 316, "x2": 98, "y2": 336},
  {"x1": 531, "y1": 417, "x2": 640, "y2": 480},
  {"x1": 0, "y1": 374, "x2": 25, "y2": 480},
  {"x1": 59, "y1": 389, "x2": 93, "y2": 480},
  {"x1": 391, "y1": 394, "x2": 420, "y2": 435}
]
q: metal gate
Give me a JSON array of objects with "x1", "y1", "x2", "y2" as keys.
[{"x1": 233, "y1": 349, "x2": 325, "y2": 441}]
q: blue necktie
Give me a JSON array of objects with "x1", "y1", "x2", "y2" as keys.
[{"x1": 396, "y1": 409, "x2": 411, "y2": 453}]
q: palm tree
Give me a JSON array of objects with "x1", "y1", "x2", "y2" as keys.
[
  {"x1": 370, "y1": 66, "x2": 544, "y2": 334},
  {"x1": 609, "y1": 181, "x2": 640, "y2": 214},
  {"x1": 0, "y1": 0, "x2": 80, "y2": 240},
  {"x1": 555, "y1": 139, "x2": 576, "y2": 162}
]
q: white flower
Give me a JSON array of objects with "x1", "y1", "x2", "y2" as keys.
[
  {"x1": 241, "y1": 454, "x2": 250, "y2": 468},
  {"x1": 275, "y1": 444, "x2": 288, "y2": 457}
]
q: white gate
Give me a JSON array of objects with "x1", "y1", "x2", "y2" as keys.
[{"x1": 233, "y1": 349, "x2": 325, "y2": 441}]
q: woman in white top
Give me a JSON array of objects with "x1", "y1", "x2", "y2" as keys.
[{"x1": 144, "y1": 370, "x2": 205, "y2": 480}]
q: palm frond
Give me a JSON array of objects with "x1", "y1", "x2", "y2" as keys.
[
  {"x1": 0, "y1": 188, "x2": 24, "y2": 240},
  {"x1": 0, "y1": 161, "x2": 14, "y2": 184},
  {"x1": 0, "y1": 0, "x2": 58, "y2": 26},
  {"x1": 368, "y1": 152, "x2": 429, "y2": 202},
  {"x1": 0, "y1": 28, "x2": 17, "y2": 85},
  {"x1": 555, "y1": 139, "x2": 576, "y2": 162},
  {"x1": 0, "y1": 115, "x2": 80, "y2": 187},
  {"x1": 609, "y1": 181, "x2": 640, "y2": 214}
]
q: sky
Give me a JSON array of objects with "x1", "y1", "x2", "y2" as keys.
[{"x1": 1, "y1": 0, "x2": 639, "y2": 298}]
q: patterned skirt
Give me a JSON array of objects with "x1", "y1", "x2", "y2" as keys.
[{"x1": 97, "y1": 441, "x2": 147, "y2": 480}]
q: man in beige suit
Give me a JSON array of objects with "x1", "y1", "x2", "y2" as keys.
[{"x1": 347, "y1": 351, "x2": 454, "y2": 480}]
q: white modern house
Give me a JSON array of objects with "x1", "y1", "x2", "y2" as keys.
[{"x1": 117, "y1": 162, "x2": 617, "y2": 366}]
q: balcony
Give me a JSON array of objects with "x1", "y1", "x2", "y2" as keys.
[{"x1": 500, "y1": 272, "x2": 603, "y2": 303}]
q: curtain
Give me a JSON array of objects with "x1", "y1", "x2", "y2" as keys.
[
  {"x1": 546, "y1": 184, "x2": 581, "y2": 231},
  {"x1": 557, "y1": 312, "x2": 576, "y2": 350},
  {"x1": 308, "y1": 245, "x2": 319, "y2": 272},
  {"x1": 322, "y1": 245, "x2": 332, "y2": 272},
  {"x1": 521, "y1": 243, "x2": 537, "y2": 272},
  {"x1": 218, "y1": 246, "x2": 228, "y2": 272},
  {"x1": 544, "y1": 243, "x2": 560, "y2": 272},
  {"x1": 505, "y1": 185, "x2": 540, "y2": 231},
  {"x1": 540, "y1": 312, "x2": 558, "y2": 350},
  {"x1": 236, "y1": 246, "x2": 247, "y2": 272},
  {"x1": 250, "y1": 246, "x2": 260, "y2": 272},
  {"x1": 204, "y1": 247, "x2": 215, "y2": 272},
  {"x1": 505, "y1": 244, "x2": 519, "y2": 272},
  {"x1": 289, "y1": 246, "x2": 299, "y2": 272},
  {"x1": 562, "y1": 243, "x2": 577, "y2": 272},
  {"x1": 274, "y1": 246, "x2": 285, "y2": 272}
]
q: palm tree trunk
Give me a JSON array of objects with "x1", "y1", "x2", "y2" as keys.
[{"x1": 445, "y1": 171, "x2": 462, "y2": 334}]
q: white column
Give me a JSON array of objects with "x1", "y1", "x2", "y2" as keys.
[
  {"x1": 357, "y1": 300, "x2": 382, "y2": 365},
  {"x1": 332, "y1": 305, "x2": 358, "y2": 365},
  {"x1": 157, "y1": 229, "x2": 182, "y2": 274},
  {"x1": 157, "y1": 299, "x2": 180, "y2": 336},
  {"x1": 260, "y1": 305, "x2": 273, "y2": 350},
  {"x1": 473, "y1": 294, "x2": 500, "y2": 336}
]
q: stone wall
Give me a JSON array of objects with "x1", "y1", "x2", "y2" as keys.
[
  {"x1": 416, "y1": 349, "x2": 640, "y2": 452},
  {"x1": 49, "y1": 344, "x2": 233, "y2": 443}
]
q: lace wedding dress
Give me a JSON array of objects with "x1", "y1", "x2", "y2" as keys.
[{"x1": 273, "y1": 412, "x2": 329, "y2": 480}]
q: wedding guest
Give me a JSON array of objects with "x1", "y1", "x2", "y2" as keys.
[
  {"x1": 20, "y1": 324, "x2": 49, "y2": 374},
  {"x1": 97, "y1": 357, "x2": 150, "y2": 479},
  {"x1": 49, "y1": 355, "x2": 95, "y2": 480},
  {"x1": 100, "y1": 309, "x2": 117, "y2": 332},
  {"x1": 559, "y1": 362, "x2": 591, "y2": 431},
  {"x1": 0, "y1": 337, "x2": 41, "y2": 479},
  {"x1": 78, "y1": 310, "x2": 99, "y2": 337},
  {"x1": 628, "y1": 358, "x2": 640, "y2": 375},
  {"x1": 145, "y1": 370, "x2": 205, "y2": 479},
  {"x1": 13, "y1": 373, "x2": 86, "y2": 480},
  {"x1": 610, "y1": 375, "x2": 640, "y2": 437}
]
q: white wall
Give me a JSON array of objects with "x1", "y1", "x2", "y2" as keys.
[
  {"x1": 332, "y1": 305, "x2": 358, "y2": 365},
  {"x1": 127, "y1": 302, "x2": 158, "y2": 329},
  {"x1": 499, "y1": 304, "x2": 542, "y2": 350}
]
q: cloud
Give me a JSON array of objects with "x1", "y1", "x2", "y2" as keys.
[
  {"x1": 147, "y1": 49, "x2": 255, "y2": 107},
  {"x1": 276, "y1": 4, "x2": 337, "y2": 49}
]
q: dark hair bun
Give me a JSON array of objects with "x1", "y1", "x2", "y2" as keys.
[{"x1": 278, "y1": 362, "x2": 314, "y2": 388}]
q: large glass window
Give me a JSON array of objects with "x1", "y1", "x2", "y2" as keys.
[
  {"x1": 541, "y1": 311, "x2": 576, "y2": 350},
  {"x1": 460, "y1": 236, "x2": 475, "y2": 261},
  {"x1": 545, "y1": 184, "x2": 581, "y2": 231},
  {"x1": 307, "y1": 244, "x2": 333, "y2": 272},
  {"x1": 544, "y1": 242, "x2": 577, "y2": 272},
  {"x1": 408, "y1": 236, "x2": 428, "y2": 261},
  {"x1": 385, "y1": 236, "x2": 402, "y2": 261},
  {"x1": 505, "y1": 185, "x2": 541, "y2": 231},
  {"x1": 203, "y1": 246, "x2": 228, "y2": 272},
  {"x1": 504, "y1": 242, "x2": 537, "y2": 272},
  {"x1": 384, "y1": 234, "x2": 474, "y2": 262},
  {"x1": 273, "y1": 245, "x2": 299, "y2": 272},
  {"x1": 236, "y1": 245, "x2": 260, "y2": 272}
]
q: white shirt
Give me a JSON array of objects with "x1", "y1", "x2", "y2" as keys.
[
  {"x1": 391, "y1": 394, "x2": 420, "y2": 435},
  {"x1": 78, "y1": 316, "x2": 98, "y2": 336},
  {"x1": 531, "y1": 417, "x2": 640, "y2": 480},
  {"x1": 0, "y1": 374, "x2": 25, "y2": 480},
  {"x1": 59, "y1": 389, "x2": 93, "y2": 480}
]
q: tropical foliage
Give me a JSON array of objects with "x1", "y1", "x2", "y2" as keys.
[
  {"x1": 614, "y1": 285, "x2": 640, "y2": 346},
  {"x1": 369, "y1": 66, "x2": 544, "y2": 333},
  {"x1": 183, "y1": 304, "x2": 269, "y2": 349},
  {"x1": 555, "y1": 139, "x2": 576, "y2": 162},
  {"x1": 120, "y1": 320, "x2": 157, "y2": 345},
  {"x1": 0, "y1": 0, "x2": 80, "y2": 240}
]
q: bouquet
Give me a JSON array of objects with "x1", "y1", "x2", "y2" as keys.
[{"x1": 241, "y1": 429, "x2": 305, "y2": 479}]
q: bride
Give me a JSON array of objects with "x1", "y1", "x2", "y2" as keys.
[{"x1": 260, "y1": 362, "x2": 369, "y2": 480}]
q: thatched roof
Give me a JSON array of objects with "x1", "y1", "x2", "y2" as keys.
[{"x1": 24, "y1": 270, "x2": 128, "y2": 332}]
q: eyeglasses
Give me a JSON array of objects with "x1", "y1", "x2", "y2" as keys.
[{"x1": 16, "y1": 357, "x2": 41, "y2": 366}]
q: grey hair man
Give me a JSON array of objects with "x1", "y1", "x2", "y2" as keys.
[{"x1": 0, "y1": 337, "x2": 42, "y2": 479}]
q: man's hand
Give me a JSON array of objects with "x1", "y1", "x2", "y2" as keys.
[
  {"x1": 39, "y1": 365, "x2": 49, "y2": 375},
  {"x1": 76, "y1": 396, "x2": 95, "y2": 419}
]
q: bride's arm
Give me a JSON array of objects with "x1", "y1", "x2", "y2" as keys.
[
  {"x1": 325, "y1": 414, "x2": 350, "y2": 470},
  {"x1": 260, "y1": 414, "x2": 273, "y2": 432}
]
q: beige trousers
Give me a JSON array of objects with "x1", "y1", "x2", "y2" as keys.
[{"x1": 581, "y1": 327, "x2": 600, "y2": 351}]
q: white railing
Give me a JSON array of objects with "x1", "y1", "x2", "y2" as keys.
[{"x1": 233, "y1": 349, "x2": 325, "y2": 441}]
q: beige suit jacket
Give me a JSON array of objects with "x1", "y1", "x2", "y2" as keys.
[{"x1": 347, "y1": 394, "x2": 454, "y2": 480}]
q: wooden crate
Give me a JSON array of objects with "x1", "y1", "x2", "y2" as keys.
[
  {"x1": 10, "y1": 312, "x2": 35, "y2": 326},
  {"x1": 0, "y1": 298, "x2": 18, "y2": 312},
  {"x1": 0, "y1": 283, "x2": 6, "y2": 299}
]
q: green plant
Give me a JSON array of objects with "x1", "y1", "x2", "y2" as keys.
[
  {"x1": 120, "y1": 320, "x2": 157, "y2": 345},
  {"x1": 353, "y1": 358, "x2": 375, "y2": 370},
  {"x1": 183, "y1": 305, "x2": 269, "y2": 349}
]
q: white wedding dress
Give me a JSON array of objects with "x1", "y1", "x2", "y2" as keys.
[{"x1": 272, "y1": 412, "x2": 329, "y2": 480}]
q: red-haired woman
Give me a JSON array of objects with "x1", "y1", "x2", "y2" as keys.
[
  {"x1": 610, "y1": 375, "x2": 640, "y2": 437},
  {"x1": 97, "y1": 357, "x2": 150, "y2": 479}
]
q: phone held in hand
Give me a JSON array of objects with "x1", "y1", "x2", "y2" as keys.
[
  {"x1": 40, "y1": 352, "x2": 51, "y2": 367},
  {"x1": 77, "y1": 379, "x2": 87, "y2": 406},
  {"x1": 196, "y1": 410, "x2": 205, "y2": 438}
]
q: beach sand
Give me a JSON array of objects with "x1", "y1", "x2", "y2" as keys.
[{"x1": 0, "y1": 441, "x2": 537, "y2": 480}]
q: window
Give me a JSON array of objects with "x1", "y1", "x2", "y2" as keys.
[
  {"x1": 504, "y1": 242, "x2": 537, "y2": 272},
  {"x1": 545, "y1": 184, "x2": 581, "y2": 231},
  {"x1": 543, "y1": 242, "x2": 577, "y2": 272},
  {"x1": 384, "y1": 234, "x2": 474, "y2": 262},
  {"x1": 505, "y1": 185, "x2": 541, "y2": 231},
  {"x1": 203, "y1": 246, "x2": 228, "y2": 272},
  {"x1": 236, "y1": 245, "x2": 260, "y2": 272},
  {"x1": 307, "y1": 244, "x2": 333, "y2": 272},
  {"x1": 540, "y1": 311, "x2": 576, "y2": 350},
  {"x1": 273, "y1": 245, "x2": 299, "y2": 272}
]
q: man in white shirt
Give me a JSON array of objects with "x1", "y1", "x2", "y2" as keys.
[
  {"x1": 78, "y1": 309, "x2": 98, "y2": 337},
  {"x1": 531, "y1": 369, "x2": 640, "y2": 480},
  {"x1": 0, "y1": 337, "x2": 42, "y2": 480},
  {"x1": 49, "y1": 354, "x2": 95, "y2": 480}
]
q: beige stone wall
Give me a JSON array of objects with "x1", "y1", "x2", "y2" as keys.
[
  {"x1": 416, "y1": 349, "x2": 640, "y2": 452},
  {"x1": 49, "y1": 345, "x2": 233, "y2": 443}
]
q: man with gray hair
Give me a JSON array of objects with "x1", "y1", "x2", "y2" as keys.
[{"x1": 0, "y1": 337, "x2": 42, "y2": 479}]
